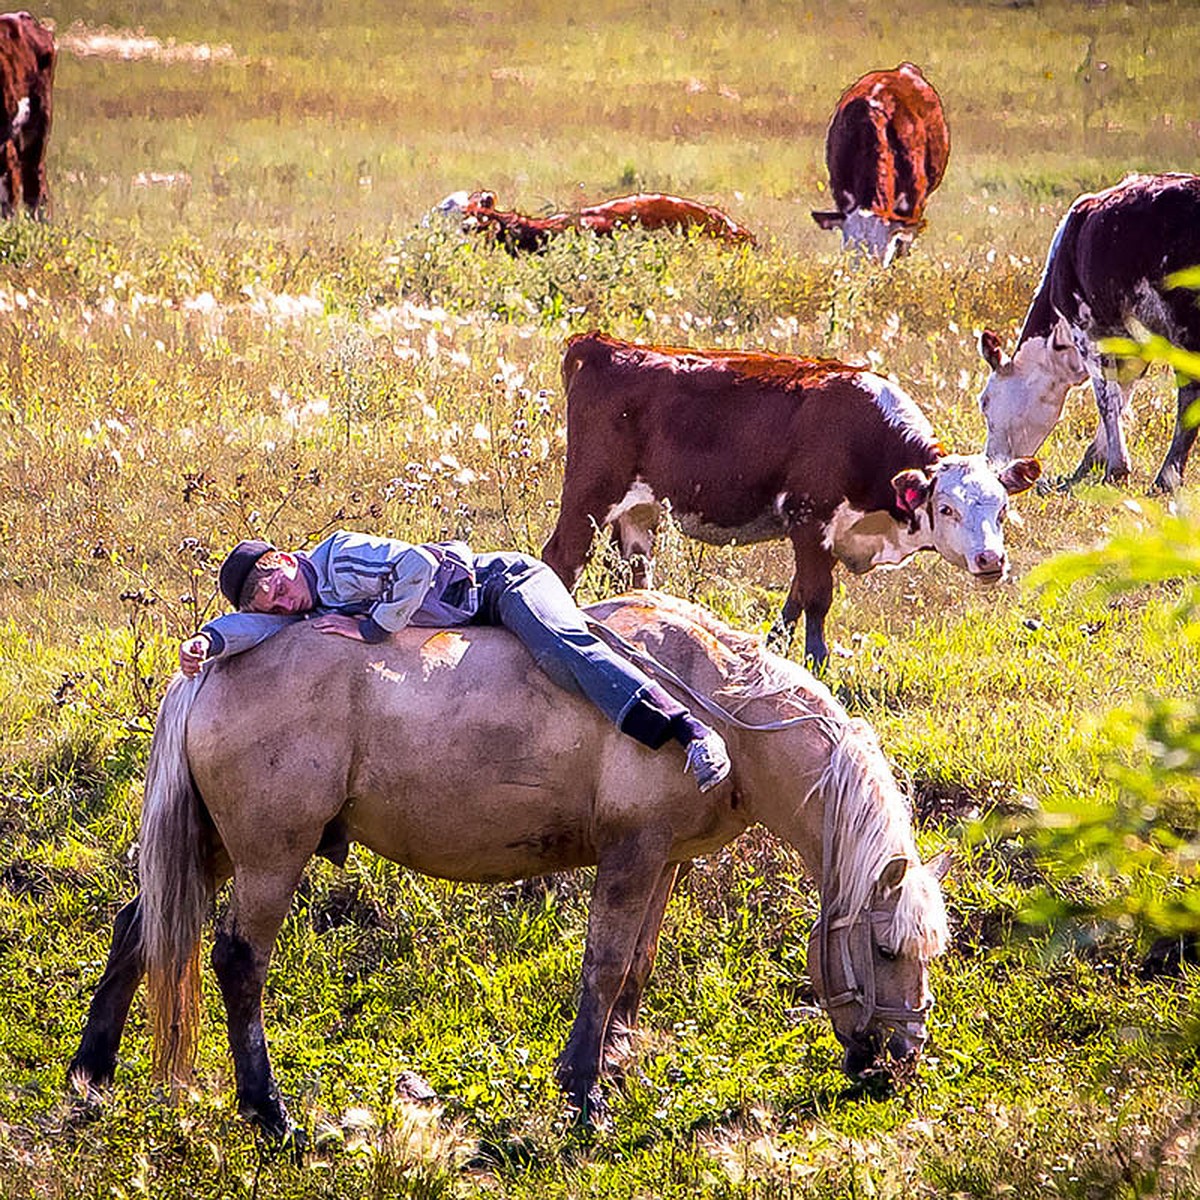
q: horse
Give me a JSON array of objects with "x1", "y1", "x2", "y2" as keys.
[{"x1": 67, "y1": 591, "x2": 949, "y2": 1136}]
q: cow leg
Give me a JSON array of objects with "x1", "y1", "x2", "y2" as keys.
[
  {"x1": 1154, "y1": 381, "x2": 1200, "y2": 492},
  {"x1": 555, "y1": 828, "x2": 671, "y2": 1125},
  {"x1": 0, "y1": 144, "x2": 15, "y2": 219},
  {"x1": 768, "y1": 531, "x2": 835, "y2": 666},
  {"x1": 1090, "y1": 370, "x2": 1132, "y2": 484},
  {"x1": 67, "y1": 896, "x2": 145, "y2": 1090},
  {"x1": 603, "y1": 862, "x2": 682, "y2": 1072},
  {"x1": 613, "y1": 502, "x2": 659, "y2": 589},
  {"x1": 542, "y1": 483, "x2": 621, "y2": 591},
  {"x1": 17, "y1": 137, "x2": 46, "y2": 218},
  {"x1": 211, "y1": 865, "x2": 306, "y2": 1140}
]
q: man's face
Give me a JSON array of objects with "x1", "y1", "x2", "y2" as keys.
[{"x1": 246, "y1": 554, "x2": 314, "y2": 614}]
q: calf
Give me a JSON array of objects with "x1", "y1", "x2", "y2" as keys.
[
  {"x1": 438, "y1": 189, "x2": 756, "y2": 253},
  {"x1": 0, "y1": 12, "x2": 54, "y2": 218},
  {"x1": 812, "y1": 63, "x2": 949, "y2": 265},
  {"x1": 978, "y1": 173, "x2": 1200, "y2": 491},
  {"x1": 542, "y1": 333, "x2": 1039, "y2": 665}
]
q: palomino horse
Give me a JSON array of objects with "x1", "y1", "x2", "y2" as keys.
[{"x1": 68, "y1": 592, "x2": 949, "y2": 1135}]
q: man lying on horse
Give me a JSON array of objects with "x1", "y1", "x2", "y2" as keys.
[{"x1": 180, "y1": 531, "x2": 732, "y2": 792}]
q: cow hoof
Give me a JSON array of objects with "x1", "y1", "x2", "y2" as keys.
[{"x1": 568, "y1": 1083, "x2": 611, "y2": 1131}]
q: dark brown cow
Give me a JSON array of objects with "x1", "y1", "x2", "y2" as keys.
[
  {"x1": 542, "y1": 333, "x2": 1039, "y2": 665},
  {"x1": 978, "y1": 172, "x2": 1200, "y2": 491},
  {"x1": 812, "y1": 63, "x2": 948, "y2": 265},
  {"x1": 0, "y1": 12, "x2": 54, "y2": 218},
  {"x1": 437, "y1": 189, "x2": 756, "y2": 253}
]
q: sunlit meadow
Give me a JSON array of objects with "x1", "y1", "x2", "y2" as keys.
[{"x1": 0, "y1": 1, "x2": 1198, "y2": 1196}]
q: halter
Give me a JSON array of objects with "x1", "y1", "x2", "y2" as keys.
[{"x1": 812, "y1": 776, "x2": 933, "y2": 1037}]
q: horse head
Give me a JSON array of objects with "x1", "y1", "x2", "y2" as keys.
[{"x1": 807, "y1": 852, "x2": 950, "y2": 1077}]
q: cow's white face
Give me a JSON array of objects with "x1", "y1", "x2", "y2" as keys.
[
  {"x1": 977, "y1": 318, "x2": 1088, "y2": 463},
  {"x1": 840, "y1": 210, "x2": 915, "y2": 266},
  {"x1": 893, "y1": 454, "x2": 1041, "y2": 583}
]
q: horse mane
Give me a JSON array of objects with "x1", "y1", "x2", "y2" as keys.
[
  {"x1": 597, "y1": 592, "x2": 948, "y2": 960},
  {"x1": 814, "y1": 720, "x2": 949, "y2": 959}
]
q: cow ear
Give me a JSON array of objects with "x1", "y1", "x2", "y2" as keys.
[
  {"x1": 979, "y1": 329, "x2": 1007, "y2": 370},
  {"x1": 998, "y1": 456, "x2": 1041, "y2": 495},
  {"x1": 812, "y1": 210, "x2": 845, "y2": 230},
  {"x1": 1050, "y1": 314, "x2": 1075, "y2": 352},
  {"x1": 892, "y1": 468, "x2": 934, "y2": 515}
]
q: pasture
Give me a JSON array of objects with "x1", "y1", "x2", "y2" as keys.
[{"x1": 0, "y1": 0, "x2": 1197, "y2": 1195}]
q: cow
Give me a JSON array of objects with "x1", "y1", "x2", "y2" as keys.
[
  {"x1": 541, "y1": 333, "x2": 1040, "y2": 666},
  {"x1": 0, "y1": 12, "x2": 54, "y2": 219},
  {"x1": 436, "y1": 189, "x2": 756, "y2": 253},
  {"x1": 978, "y1": 173, "x2": 1200, "y2": 492},
  {"x1": 811, "y1": 63, "x2": 949, "y2": 266}
]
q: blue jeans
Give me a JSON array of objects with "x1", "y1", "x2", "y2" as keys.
[{"x1": 471, "y1": 552, "x2": 686, "y2": 748}]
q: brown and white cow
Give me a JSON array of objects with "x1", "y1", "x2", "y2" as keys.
[
  {"x1": 978, "y1": 173, "x2": 1200, "y2": 491},
  {"x1": 0, "y1": 12, "x2": 54, "y2": 218},
  {"x1": 436, "y1": 189, "x2": 756, "y2": 253},
  {"x1": 811, "y1": 63, "x2": 949, "y2": 266},
  {"x1": 542, "y1": 333, "x2": 1040, "y2": 665}
]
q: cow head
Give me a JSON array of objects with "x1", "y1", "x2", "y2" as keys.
[
  {"x1": 812, "y1": 209, "x2": 919, "y2": 266},
  {"x1": 977, "y1": 316, "x2": 1089, "y2": 463},
  {"x1": 892, "y1": 454, "x2": 1041, "y2": 583}
]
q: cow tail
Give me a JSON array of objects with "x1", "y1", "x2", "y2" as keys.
[
  {"x1": 561, "y1": 331, "x2": 607, "y2": 400},
  {"x1": 139, "y1": 673, "x2": 212, "y2": 1086}
]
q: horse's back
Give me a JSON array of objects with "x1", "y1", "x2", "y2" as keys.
[{"x1": 185, "y1": 610, "x2": 739, "y2": 882}]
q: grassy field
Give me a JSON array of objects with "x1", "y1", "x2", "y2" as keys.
[{"x1": 1, "y1": 1, "x2": 1198, "y2": 1195}]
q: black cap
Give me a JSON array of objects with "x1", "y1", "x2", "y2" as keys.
[{"x1": 218, "y1": 539, "x2": 275, "y2": 607}]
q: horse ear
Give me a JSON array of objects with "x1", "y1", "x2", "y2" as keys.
[
  {"x1": 979, "y1": 329, "x2": 1007, "y2": 370},
  {"x1": 892, "y1": 468, "x2": 933, "y2": 516},
  {"x1": 877, "y1": 856, "x2": 908, "y2": 891},
  {"x1": 924, "y1": 850, "x2": 952, "y2": 882},
  {"x1": 998, "y1": 456, "x2": 1041, "y2": 495}
]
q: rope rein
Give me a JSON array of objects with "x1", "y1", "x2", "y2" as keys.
[{"x1": 585, "y1": 616, "x2": 841, "y2": 737}]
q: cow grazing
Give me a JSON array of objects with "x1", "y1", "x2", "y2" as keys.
[
  {"x1": 0, "y1": 12, "x2": 54, "y2": 219},
  {"x1": 978, "y1": 173, "x2": 1200, "y2": 491},
  {"x1": 812, "y1": 63, "x2": 949, "y2": 266},
  {"x1": 542, "y1": 333, "x2": 1040, "y2": 665},
  {"x1": 438, "y1": 189, "x2": 756, "y2": 253}
]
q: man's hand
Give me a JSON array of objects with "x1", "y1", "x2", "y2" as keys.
[
  {"x1": 179, "y1": 634, "x2": 211, "y2": 679},
  {"x1": 312, "y1": 614, "x2": 367, "y2": 641}
]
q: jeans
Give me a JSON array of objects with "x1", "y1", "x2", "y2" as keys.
[{"x1": 471, "y1": 552, "x2": 686, "y2": 749}]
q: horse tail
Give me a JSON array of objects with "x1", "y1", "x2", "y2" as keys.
[{"x1": 139, "y1": 673, "x2": 212, "y2": 1086}]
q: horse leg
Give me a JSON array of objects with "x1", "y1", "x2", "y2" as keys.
[
  {"x1": 1154, "y1": 380, "x2": 1199, "y2": 492},
  {"x1": 555, "y1": 828, "x2": 671, "y2": 1124},
  {"x1": 67, "y1": 896, "x2": 144, "y2": 1090},
  {"x1": 211, "y1": 866, "x2": 305, "y2": 1140},
  {"x1": 604, "y1": 862, "x2": 682, "y2": 1072}
]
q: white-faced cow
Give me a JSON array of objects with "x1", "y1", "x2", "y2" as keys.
[
  {"x1": 0, "y1": 12, "x2": 54, "y2": 219},
  {"x1": 978, "y1": 173, "x2": 1200, "y2": 491},
  {"x1": 436, "y1": 189, "x2": 756, "y2": 254},
  {"x1": 812, "y1": 63, "x2": 949, "y2": 266},
  {"x1": 541, "y1": 333, "x2": 1040, "y2": 665}
]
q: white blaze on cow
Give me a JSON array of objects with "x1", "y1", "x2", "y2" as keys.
[
  {"x1": 542, "y1": 333, "x2": 1039, "y2": 665},
  {"x1": 812, "y1": 63, "x2": 950, "y2": 266},
  {"x1": 978, "y1": 173, "x2": 1200, "y2": 490}
]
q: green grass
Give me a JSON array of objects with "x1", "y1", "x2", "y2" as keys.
[{"x1": 1, "y1": 0, "x2": 1199, "y2": 1195}]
